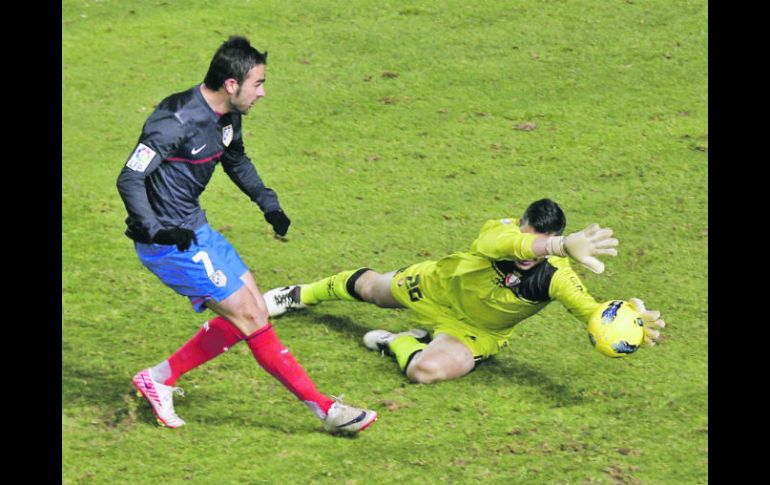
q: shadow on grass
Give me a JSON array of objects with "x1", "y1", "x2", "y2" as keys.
[
  {"x1": 285, "y1": 310, "x2": 378, "y2": 338},
  {"x1": 281, "y1": 311, "x2": 583, "y2": 406},
  {"x1": 63, "y1": 311, "x2": 582, "y2": 433},
  {"x1": 61, "y1": 353, "x2": 351, "y2": 434},
  {"x1": 473, "y1": 356, "x2": 584, "y2": 406},
  {"x1": 62, "y1": 359, "x2": 146, "y2": 428}
]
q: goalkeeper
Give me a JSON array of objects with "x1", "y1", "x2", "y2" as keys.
[{"x1": 264, "y1": 199, "x2": 665, "y2": 384}]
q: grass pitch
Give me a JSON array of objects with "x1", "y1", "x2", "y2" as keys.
[{"x1": 63, "y1": 1, "x2": 707, "y2": 483}]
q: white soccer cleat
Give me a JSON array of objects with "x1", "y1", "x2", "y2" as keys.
[
  {"x1": 363, "y1": 328, "x2": 429, "y2": 353},
  {"x1": 263, "y1": 285, "x2": 307, "y2": 317},
  {"x1": 132, "y1": 369, "x2": 186, "y2": 428},
  {"x1": 323, "y1": 397, "x2": 378, "y2": 434}
]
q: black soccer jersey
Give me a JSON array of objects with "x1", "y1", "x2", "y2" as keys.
[{"x1": 117, "y1": 84, "x2": 282, "y2": 243}]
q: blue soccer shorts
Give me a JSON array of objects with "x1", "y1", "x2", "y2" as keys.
[{"x1": 135, "y1": 223, "x2": 249, "y2": 312}]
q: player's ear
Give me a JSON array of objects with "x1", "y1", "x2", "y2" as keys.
[{"x1": 224, "y1": 78, "x2": 238, "y2": 95}]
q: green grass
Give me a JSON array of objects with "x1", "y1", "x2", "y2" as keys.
[{"x1": 63, "y1": 1, "x2": 707, "y2": 483}]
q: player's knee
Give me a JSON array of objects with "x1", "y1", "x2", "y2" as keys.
[
  {"x1": 356, "y1": 272, "x2": 398, "y2": 307},
  {"x1": 406, "y1": 359, "x2": 447, "y2": 384},
  {"x1": 353, "y1": 271, "x2": 382, "y2": 302},
  {"x1": 229, "y1": 309, "x2": 269, "y2": 336}
]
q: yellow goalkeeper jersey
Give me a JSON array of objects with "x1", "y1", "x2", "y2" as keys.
[{"x1": 392, "y1": 218, "x2": 600, "y2": 344}]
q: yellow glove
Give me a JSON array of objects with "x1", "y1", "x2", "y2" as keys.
[
  {"x1": 545, "y1": 223, "x2": 619, "y2": 274},
  {"x1": 629, "y1": 298, "x2": 666, "y2": 346}
]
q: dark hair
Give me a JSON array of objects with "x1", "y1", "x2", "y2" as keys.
[
  {"x1": 521, "y1": 198, "x2": 566, "y2": 235},
  {"x1": 203, "y1": 36, "x2": 268, "y2": 90}
]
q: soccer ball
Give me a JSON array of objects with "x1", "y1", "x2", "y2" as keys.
[{"x1": 587, "y1": 300, "x2": 644, "y2": 358}]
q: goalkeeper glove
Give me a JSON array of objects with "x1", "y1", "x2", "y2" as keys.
[
  {"x1": 152, "y1": 227, "x2": 198, "y2": 252},
  {"x1": 264, "y1": 210, "x2": 291, "y2": 236},
  {"x1": 629, "y1": 298, "x2": 666, "y2": 346},
  {"x1": 545, "y1": 223, "x2": 618, "y2": 273}
]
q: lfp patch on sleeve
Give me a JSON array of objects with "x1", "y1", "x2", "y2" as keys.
[{"x1": 126, "y1": 143, "x2": 156, "y2": 172}]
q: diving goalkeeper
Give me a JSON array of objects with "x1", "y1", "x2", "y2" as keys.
[{"x1": 264, "y1": 199, "x2": 665, "y2": 383}]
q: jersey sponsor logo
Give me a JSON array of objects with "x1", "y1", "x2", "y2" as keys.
[
  {"x1": 191, "y1": 144, "x2": 207, "y2": 155},
  {"x1": 126, "y1": 143, "x2": 156, "y2": 172},
  {"x1": 501, "y1": 218, "x2": 512, "y2": 224},
  {"x1": 222, "y1": 125, "x2": 233, "y2": 146}
]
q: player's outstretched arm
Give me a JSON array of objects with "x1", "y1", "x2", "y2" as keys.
[
  {"x1": 628, "y1": 298, "x2": 666, "y2": 346},
  {"x1": 544, "y1": 223, "x2": 619, "y2": 274}
]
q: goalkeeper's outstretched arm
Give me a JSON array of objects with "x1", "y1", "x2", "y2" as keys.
[{"x1": 530, "y1": 223, "x2": 619, "y2": 274}]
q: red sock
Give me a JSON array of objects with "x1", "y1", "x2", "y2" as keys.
[
  {"x1": 246, "y1": 323, "x2": 334, "y2": 418},
  {"x1": 163, "y1": 316, "x2": 246, "y2": 385}
]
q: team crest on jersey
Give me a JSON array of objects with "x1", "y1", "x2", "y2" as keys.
[
  {"x1": 504, "y1": 273, "x2": 521, "y2": 289},
  {"x1": 126, "y1": 143, "x2": 156, "y2": 172},
  {"x1": 222, "y1": 125, "x2": 233, "y2": 146}
]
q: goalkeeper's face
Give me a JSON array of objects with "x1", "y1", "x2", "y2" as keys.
[{"x1": 515, "y1": 223, "x2": 554, "y2": 271}]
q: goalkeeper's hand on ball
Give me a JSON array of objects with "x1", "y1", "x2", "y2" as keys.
[
  {"x1": 629, "y1": 298, "x2": 666, "y2": 346},
  {"x1": 545, "y1": 223, "x2": 619, "y2": 274}
]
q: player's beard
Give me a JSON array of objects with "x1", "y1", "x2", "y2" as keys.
[{"x1": 229, "y1": 87, "x2": 255, "y2": 115}]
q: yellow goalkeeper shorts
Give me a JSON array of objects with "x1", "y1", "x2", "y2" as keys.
[{"x1": 389, "y1": 261, "x2": 508, "y2": 359}]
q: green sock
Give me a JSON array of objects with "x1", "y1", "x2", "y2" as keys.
[
  {"x1": 299, "y1": 269, "x2": 366, "y2": 305},
  {"x1": 389, "y1": 335, "x2": 427, "y2": 372}
]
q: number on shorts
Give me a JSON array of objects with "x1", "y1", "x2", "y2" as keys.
[
  {"x1": 406, "y1": 274, "x2": 423, "y2": 302},
  {"x1": 192, "y1": 251, "x2": 214, "y2": 277},
  {"x1": 193, "y1": 250, "x2": 228, "y2": 288}
]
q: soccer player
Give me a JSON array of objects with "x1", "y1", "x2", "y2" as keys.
[
  {"x1": 116, "y1": 36, "x2": 377, "y2": 433},
  {"x1": 264, "y1": 199, "x2": 665, "y2": 384}
]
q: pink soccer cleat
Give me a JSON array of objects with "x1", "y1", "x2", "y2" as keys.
[{"x1": 132, "y1": 368, "x2": 186, "y2": 428}]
